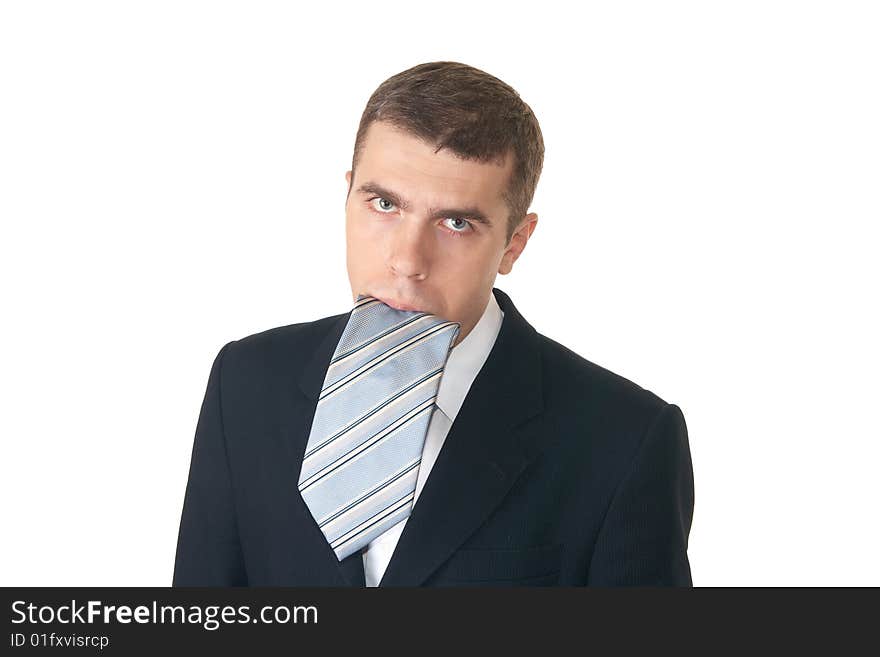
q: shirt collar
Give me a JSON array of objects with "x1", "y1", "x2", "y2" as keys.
[{"x1": 435, "y1": 291, "x2": 505, "y2": 422}]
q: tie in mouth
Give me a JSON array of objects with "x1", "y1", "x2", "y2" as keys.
[{"x1": 358, "y1": 293, "x2": 423, "y2": 313}]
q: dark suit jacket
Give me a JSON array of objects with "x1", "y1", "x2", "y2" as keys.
[{"x1": 173, "y1": 287, "x2": 695, "y2": 586}]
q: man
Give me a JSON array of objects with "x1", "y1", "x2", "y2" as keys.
[{"x1": 173, "y1": 61, "x2": 695, "y2": 587}]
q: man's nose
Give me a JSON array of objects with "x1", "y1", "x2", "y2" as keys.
[{"x1": 388, "y1": 219, "x2": 431, "y2": 279}]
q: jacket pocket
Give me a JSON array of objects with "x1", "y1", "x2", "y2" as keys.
[{"x1": 434, "y1": 543, "x2": 562, "y2": 583}]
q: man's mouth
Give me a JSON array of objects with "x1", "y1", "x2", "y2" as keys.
[{"x1": 373, "y1": 295, "x2": 423, "y2": 312}]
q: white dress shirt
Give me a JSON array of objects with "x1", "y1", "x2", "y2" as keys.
[{"x1": 361, "y1": 291, "x2": 505, "y2": 586}]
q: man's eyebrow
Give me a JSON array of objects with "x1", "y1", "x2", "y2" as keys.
[{"x1": 356, "y1": 181, "x2": 494, "y2": 226}]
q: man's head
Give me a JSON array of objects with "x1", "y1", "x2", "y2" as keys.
[{"x1": 344, "y1": 61, "x2": 544, "y2": 347}]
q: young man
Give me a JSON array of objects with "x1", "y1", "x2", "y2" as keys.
[{"x1": 173, "y1": 61, "x2": 695, "y2": 587}]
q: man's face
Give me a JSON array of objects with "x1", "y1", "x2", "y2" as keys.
[{"x1": 344, "y1": 120, "x2": 537, "y2": 347}]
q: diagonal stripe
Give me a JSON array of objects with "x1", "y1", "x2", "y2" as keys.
[
  {"x1": 330, "y1": 490, "x2": 416, "y2": 551},
  {"x1": 303, "y1": 368, "x2": 443, "y2": 461},
  {"x1": 317, "y1": 457, "x2": 421, "y2": 528},
  {"x1": 299, "y1": 397, "x2": 436, "y2": 491},
  {"x1": 319, "y1": 464, "x2": 420, "y2": 542},
  {"x1": 329, "y1": 312, "x2": 432, "y2": 367},
  {"x1": 319, "y1": 322, "x2": 458, "y2": 401}
]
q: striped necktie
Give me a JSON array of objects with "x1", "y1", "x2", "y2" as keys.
[{"x1": 297, "y1": 294, "x2": 461, "y2": 561}]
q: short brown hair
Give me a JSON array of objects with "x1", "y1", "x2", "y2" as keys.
[{"x1": 349, "y1": 61, "x2": 544, "y2": 246}]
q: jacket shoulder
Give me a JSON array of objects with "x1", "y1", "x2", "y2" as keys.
[
  {"x1": 221, "y1": 312, "x2": 347, "y2": 375},
  {"x1": 533, "y1": 333, "x2": 686, "y2": 497},
  {"x1": 536, "y1": 332, "x2": 671, "y2": 426}
]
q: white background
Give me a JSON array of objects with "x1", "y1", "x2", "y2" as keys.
[{"x1": 1, "y1": 1, "x2": 877, "y2": 586}]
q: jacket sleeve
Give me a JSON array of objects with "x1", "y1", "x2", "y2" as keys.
[
  {"x1": 172, "y1": 341, "x2": 248, "y2": 586},
  {"x1": 587, "y1": 402, "x2": 695, "y2": 586}
]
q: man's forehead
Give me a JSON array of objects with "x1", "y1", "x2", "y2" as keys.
[{"x1": 359, "y1": 121, "x2": 513, "y2": 186}]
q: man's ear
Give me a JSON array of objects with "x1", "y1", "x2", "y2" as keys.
[{"x1": 498, "y1": 213, "x2": 538, "y2": 275}]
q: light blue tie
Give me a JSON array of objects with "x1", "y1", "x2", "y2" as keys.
[{"x1": 298, "y1": 294, "x2": 461, "y2": 561}]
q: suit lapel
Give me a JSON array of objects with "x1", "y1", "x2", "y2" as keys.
[{"x1": 292, "y1": 287, "x2": 544, "y2": 587}]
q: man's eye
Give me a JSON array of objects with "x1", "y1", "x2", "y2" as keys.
[
  {"x1": 369, "y1": 197, "x2": 396, "y2": 212},
  {"x1": 443, "y1": 217, "x2": 473, "y2": 236}
]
